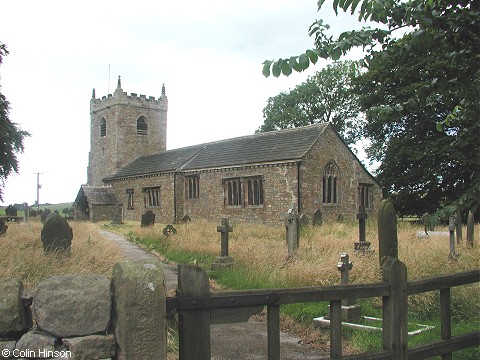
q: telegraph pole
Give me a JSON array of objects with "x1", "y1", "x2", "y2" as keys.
[{"x1": 34, "y1": 172, "x2": 43, "y2": 211}]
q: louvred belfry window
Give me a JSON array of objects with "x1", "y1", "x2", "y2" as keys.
[{"x1": 137, "y1": 116, "x2": 148, "y2": 135}]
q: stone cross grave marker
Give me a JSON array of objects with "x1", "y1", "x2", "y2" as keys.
[
  {"x1": 336, "y1": 253, "x2": 361, "y2": 320},
  {"x1": 211, "y1": 217, "x2": 234, "y2": 270},
  {"x1": 111, "y1": 204, "x2": 123, "y2": 225},
  {"x1": 141, "y1": 210, "x2": 155, "y2": 227},
  {"x1": 285, "y1": 207, "x2": 300, "y2": 256},
  {"x1": 466, "y1": 210, "x2": 474, "y2": 248},
  {"x1": 354, "y1": 205, "x2": 371, "y2": 251}
]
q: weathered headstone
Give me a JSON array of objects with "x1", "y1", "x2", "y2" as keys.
[
  {"x1": 299, "y1": 213, "x2": 309, "y2": 227},
  {"x1": 111, "y1": 204, "x2": 123, "y2": 225},
  {"x1": 40, "y1": 209, "x2": 51, "y2": 224},
  {"x1": 211, "y1": 217, "x2": 234, "y2": 270},
  {"x1": 40, "y1": 213, "x2": 73, "y2": 254},
  {"x1": 23, "y1": 203, "x2": 29, "y2": 223},
  {"x1": 354, "y1": 205, "x2": 371, "y2": 251},
  {"x1": 422, "y1": 212, "x2": 435, "y2": 234},
  {"x1": 466, "y1": 209, "x2": 474, "y2": 248},
  {"x1": 0, "y1": 218, "x2": 7, "y2": 236},
  {"x1": 448, "y1": 216, "x2": 458, "y2": 259},
  {"x1": 336, "y1": 253, "x2": 361, "y2": 320},
  {"x1": 180, "y1": 214, "x2": 191, "y2": 223},
  {"x1": 455, "y1": 209, "x2": 463, "y2": 244},
  {"x1": 5, "y1": 205, "x2": 17, "y2": 217},
  {"x1": 378, "y1": 200, "x2": 398, "y2": 266},
  {"x1": 141, "y1": 209, "x2": 155, "y2": 227},
  {"x1": 285, "y1": 207, "x2": 300, "y2": 256},
  {"x1": 312, "y1": 209, "x2": 323, "y2": 226}
]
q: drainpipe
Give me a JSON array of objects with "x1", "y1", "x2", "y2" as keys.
[
  {"x1": 297, "y1": 161, "x2": 301, "y2": 214},
  {"x1": 173, "y1": 172, "x2": 177, "y2": 223}
]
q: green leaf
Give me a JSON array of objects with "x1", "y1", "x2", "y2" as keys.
[
  {"x1": 289, "y1": 56, "x2": 303, "y2": 72},
  {"x1": 306, "y1": 50, "x2": 319, "y2": 64},
  {"x1": 281, "y1": 60, "x2": 293, "y2": 76},
  {"x1": 333, "y1": 0, "x2": 340, "y2": 15},
  {"x1": 317, "y1": 0, "x2": 327, "y2": 10},
  {"x1": 272, "y1": 61, "x2": 282, "y2": 77},
  {"x1": 299, "y1": 53, "x2": 310, "y2": 70},
  {"x1": 262, "y1": 61, "x2": 272, "y2": 78}
]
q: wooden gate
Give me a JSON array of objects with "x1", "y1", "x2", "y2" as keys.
[{"x1": 167, "y1": 262, "x2": 479, "y2": 359}]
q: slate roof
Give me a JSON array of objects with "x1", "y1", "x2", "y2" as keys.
[
  {"x1": 104, "y1": 123, "x2": 329, "y2": 181},
  {"x1": 75, "y1": 185, "x2": 119, "y2": 205}
]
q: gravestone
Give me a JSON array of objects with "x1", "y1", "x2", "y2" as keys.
[
  {"x1": 23, "y1": 203, "x2": 29, "y2": 223},
  {"x1": 0, "y1": 218, "x2": 7, "y2": 236},
  {"x1": 336, "y1": 253, "x2": 361, "y2": 320},
  {"x1": 141, "y1": 210, "x2": 155, "y2": 227},
  {"x1": 455, "y1": 209, "x2": 463, "y2": 244},
  {"x1": 466, "y1": 210, "x2": 474, "y2": 248},
  {"x1": 5, "y1": 205, "x2": 17, "y2": 217},
  {"x1": 111, "y1": 204, "x2": 123, "y2": 225},
  {"x1": 40, "y1": 209, "x2": 51, "y2": 224},
  {"x1": 285, "y1": 207, "x2": 300, "y2": 257},
  {"x1": 312, "y1": 209, "x2": 323, "y2": 226},
  {"x1": 378, "y1": 200, "x2": 398, "y2": 266},
  {"x1": 422, "y1": 212, "x2": 435, "y2": 234},
  {"x1": 354, "y1": 205, "x2": 371, "y2": 252},
  {"x1": 41, "y1": 213, "x2": 73, "y2": 254},
  {"x1": 211, "y1": 217, "x2": 234, "y2": 270},
  {"x1": 299, "y1": 213, "x2": 309, "y2": 227},
  {"x1": 180, "y1": 214, "x2": 191, "y2": 223},
  {"x1": 448, "y1": 216, "x2": 458, "y2": 259}
]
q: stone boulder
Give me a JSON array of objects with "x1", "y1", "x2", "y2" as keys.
[
  {"x1": 41, "y1": 213, "x2": 73, "y2": 253},
  {"x1": 32, "y1": 275, "x2": 110, "y2": 338},
  {"x1": 15, "y1": 330, "x2": 55, "y2": 353},
  {"x1": 0, "y1": 279, "x2": 31, "y2": 338},
  {"x1": 63, "y1": 334, "x2": 115, "y2": 360}
]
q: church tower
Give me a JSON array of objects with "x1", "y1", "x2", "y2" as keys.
[{"x1": 87, "y1": 76, "x2": 168, "y2": 185}]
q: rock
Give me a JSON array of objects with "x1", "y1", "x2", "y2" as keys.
[
  {"x1": 0, "y1": 341, "x2": 15, "y2": 359},
  {"x1": 15, "y1": 330, "x2": 55, "y2": 353},
  {"x1": 33, "y1": 275, "x2": 110, "y2": 338},
  {"x1": 0, "y1": 279, "x2": 31, "y2": 338},
  {"x1": 63, "y1": 334, "x2": 115, "y2": 360}
]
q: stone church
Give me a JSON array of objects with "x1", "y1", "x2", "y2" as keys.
[{"x1": 74, "y1": 77, "x2": 382, "y2": 224}]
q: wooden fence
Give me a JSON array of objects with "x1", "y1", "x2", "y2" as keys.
[{"x1": 167, "y1": 262, "x2": 479, "y2": 360}]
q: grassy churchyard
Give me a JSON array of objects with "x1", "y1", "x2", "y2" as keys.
[{"x1": 1, "y1": 217, "x2": 478, "y2": 358}]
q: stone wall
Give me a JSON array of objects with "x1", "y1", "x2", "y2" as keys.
[
  {"x1": 88, "y1": 87, "x2": 168, "y2": 186},
  {"x1": 0, "y1": 261, "x2": 166, "y2": 360}
]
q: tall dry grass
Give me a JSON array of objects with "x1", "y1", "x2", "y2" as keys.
[
  {"x1": 133, "y1": 218, "x2": 479, "y2": 317},
  {"x1": 0, "y1": 221, "x2": 124, "y2": 289}
]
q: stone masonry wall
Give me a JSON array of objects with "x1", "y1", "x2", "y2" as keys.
[
  {"x1": 0, "y1": 261, "x2": 166, "y2": 360},
  {"x1": 300, "y1": 125, "x2": 382, "y2": 222},
  {"x1": 88, "y1": 90, "x2": 167, "y2": 186}
]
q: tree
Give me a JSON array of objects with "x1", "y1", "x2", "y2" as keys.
[
  {"x1": 263, "y1": 0, "x2": 479, "y2": 215},
  {"x1": 258, "y1": 60, "x2": 364, "y2": 145},
  {"x1": 354, "y1": 33, "x2": 479, "y2": 216},
  {"x1": 0, "y1": 42, "x2": 30, "y2": 202}
]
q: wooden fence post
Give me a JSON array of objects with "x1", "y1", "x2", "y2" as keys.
[
  {"x1": 382, "y1": 257, "x2": 408, "y2": 359},
  {"x1": 378, "y1": 200, "x2": 398, "y2": 266},
  {"x1": 177, "y1": 264, "x2": 211, "y2": 360}
]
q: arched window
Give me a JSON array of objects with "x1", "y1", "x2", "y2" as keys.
[
  {"x1": 323, "y1": 160, "x2": 339, "y2": 204},
  {"x1": 100, "y1": 118, "x2": 106, "y2": 137},
  {"x1": 136, "y1": 116, "x2": 148, "y2": 135}
]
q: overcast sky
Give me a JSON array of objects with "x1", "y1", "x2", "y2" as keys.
[{"x1": 1, "y1": 0, "x2": 367, "y2": 206}]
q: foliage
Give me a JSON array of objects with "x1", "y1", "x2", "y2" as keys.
[
  {"x1": 257, "y1": 60, "x2": 365, "y2": 145},
  {"x1": 263, "y1": 0, "x2": 480, "y2": 216},
  {"x1": 0, "y1": 42, "x2": 30, "y2": 202},
  {"x1": 354, "y1": 33, "x2": 480, "y2": 216}
]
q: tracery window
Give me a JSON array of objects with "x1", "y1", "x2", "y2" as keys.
[{"x1": 323, "y1": 161, "x2": 339, "y2": 204}]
